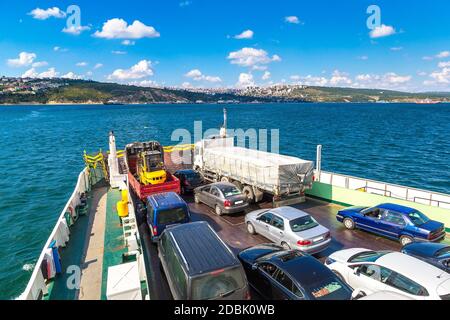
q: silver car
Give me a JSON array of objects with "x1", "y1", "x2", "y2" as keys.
[
  {"x1": 194, "y1": 182, "x2": 249, "y2": 216},
  {"x1": 245, "y1": 206, "x2": 331, "y2": 254}
]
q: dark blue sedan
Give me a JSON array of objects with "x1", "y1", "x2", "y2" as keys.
[
  {"x1": 336, "y1": 203, "x2": 446, "y2": 246},
  {"x1": 402, "y1": 242, "x2": 450, "y2": 273},
  {"x1": 238, "y1": 244, "x2": 353, "y2": 300}
]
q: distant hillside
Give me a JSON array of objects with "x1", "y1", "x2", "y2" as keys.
[{"x1": 1, "y1": 78, "x2": 449, "y2": 105}]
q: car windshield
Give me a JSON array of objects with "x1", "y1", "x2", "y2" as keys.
[
  {"x1": 306, "y1": 278, "x2": 352, "y2": 300},
  {"x1": 185, "y1": 172, "x2": 202, "y2": 181},
  {"x1": 407, "y1": 210, "x2": 430, "y2": 226},
  {"x1": 348, "y1": 251, "x2": 391, "y2": 263},
  {"x1": 220, "y1": 186, "x2": 241, "y2": 198},
  {"x1": 436, "y1": 247, "x2": 450, "y2": 258},
  {"x1": 191, "y1": 267, "x2": 246, "y2": 300},
  {"x1": 290, "y1": 216, "x2": 319, "y2": 232},
  {"x1": 157, "y1": 208, "x2": 187, "y2": 225}
]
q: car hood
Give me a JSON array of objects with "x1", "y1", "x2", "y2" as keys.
[
  {"x1": 294, "y1": 224, "x2": 329, "y2": 239},
  {"x1": 418, "y1": 220, "x2": 444, "y2": 232},
  {"x1": 329, "y1": 248, "x2": 372, "y2": 263}
]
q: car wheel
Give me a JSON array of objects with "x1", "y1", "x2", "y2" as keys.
[
  {"x1": 281, "y1": 242, "x2": 291, "y2": 250},
  {"x1": 343, "y1": 218, "x2": 355, "y2": 230},
  {"x1": 400, "y1": 235, "x2": 413, "y2": 246},
  {"x1": 242, "y1": 185, "x2": 255, "y2": 204},
  {"x1": 194, "y1": 194, "x2": 201, "y2": 204},
  {"x1": 215, "y1": 205, "x2": 223, "y2": 216},
  {"x1": 247, "y1": 222, "x2": 256, "y2": 235}
]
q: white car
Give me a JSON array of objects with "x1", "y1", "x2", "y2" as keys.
[
  {"x1": 324, "y1": 248, "x2": 450, "y2": 300},
  {"x1": 357, "y1": 291, "x2": 414, "y2": 300}
]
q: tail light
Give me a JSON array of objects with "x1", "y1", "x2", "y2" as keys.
[
  {"x1": 245, "y1": 290, "x2": 252, "y2": 300},
  {"x1": 325, "y1": 232, "x2": 331, "y2": 239},
  {"x1": 210, "y1": 269, "x2": 225, "y2": 276},
  {"x1": 224, "y1": 200, "x2": 232, "y2": 208},
  {"x1": 153, "y1": 226, "x2": 158, "y2": 236},
  {"x1": 297, "y1": 240, "x2": 312, "y2": 246}
]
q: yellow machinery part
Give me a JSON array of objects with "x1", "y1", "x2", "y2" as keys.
[
  {"x1": 121, "y1": 189, "x2": 129, "y2": 203},
  {"x1": 139, "y1": 169, "x2": 167, "y2": 186},
  {"x1": 117, "y1": 200, "x2": 129, "y2": 218}
]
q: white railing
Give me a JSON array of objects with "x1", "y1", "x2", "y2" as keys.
[
  {"x1": 317, "y1": 170, "x2": 450, "y2": 210},
  {"x1": 19, "y1": 168, "x2": 90, "y2": 300}
]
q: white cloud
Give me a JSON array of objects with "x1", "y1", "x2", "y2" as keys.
[
  {"x1": 424, "y1": 61, "x2": 450, "y2": 86},
  {"x1": 179, "y1": 1, "x2": 192, "y2": 7},
  {"x1": 94, "y1": 19, "x2": 160, "y2": 39},
  {"x1": 62, "y1": 72, "x2": 82, "y2": 79},
  {"x1": 354, "y1": 72, "x2": 412, "y2": 88},
  {"x1": 129, "y1": 80, "x2": 160, "y2": 87},
  {"x1": 62, "y1": 25, "x2": 90, "y2": 35},
  {"x1": 357, "y1": 55, "x2": 369, "y2": 60},
  {"x1": 299, "y1": 75, "x2": 328, "y2": 86},
  {"x1": 234, "y1": 30, "x2": 254, "y2": 40},
  {"x1": 76, "y1": 62, "x2": 88, "y2": 67},
  {"x1": 236, "y1": 73, "x2": 255, "y2": 88},
  {"x1": 285, "y1": 16, "x2": 300, "y2": 24},
  {"x1": 107, "y1": 60, "x2": 154, "y2": 81},
  {"x1": 262, "y1": 71, "x2": 271, "y2": 80},
  {"x1": 390, "y1": 47, "x2": 403, "y2": 51},
  {"x1": 112, "y1": 51, "x2": 127, "y2": 55},
  {"x1": 185, "y1": 69, "x2": 222, "y2": 82},
  {"x1": 383, "y1": 72, "x2": 411, "y2": 84},
  {"x1": 181, "y1": 82, "x2": 192, "y2": 89},
  {"x1": 329, "y1": 70, "x2": 353, "y2": 86},
  {"x1": 121, "y1": 40, "x2": 136, "y2": 46},
  {"x1": 369, "y1": 24, "x2": 396, "y2": 38},
  {"x1": 290, "y1": 75, "x2": 301, "y2": 81},
  {"x1": 53, "y1": 46, "x2": 68, "y2": 52},
  {"x1": 94, "y1": 63, "x2": 104, "y2": 69},
  {"x1": 29, "y1": 7, "x2": 66, "y2": 20},
  {"x1": 436, "y1": 51, "x2": 450, "y2": 59},
  {"x1": 7, "y1": 52, "x2": 37, "y2": 67},
  {"x1": 438, "y1": 61, "x2": 450, "y2": 68},
  {"x1": 227, "y1": 47, "x2": 281, "y2": 69},
  {"x1": 22, "y1": 67, "x2": 59, "y2": 79}
]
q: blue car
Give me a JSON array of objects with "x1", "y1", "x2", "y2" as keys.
[
  {"x1": 146, "y1": 192, "x2": 190, "y2": 242},
  {"x1": 336, "y1": 203, "x2": 446, "y2": 246},
  {"x1": 402, "y1": 242, "x2": 450, "y2": 273}
]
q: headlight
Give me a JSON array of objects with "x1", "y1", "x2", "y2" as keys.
[{"x1": 325, "y1": 257, "x2": 336, "y2": 265}]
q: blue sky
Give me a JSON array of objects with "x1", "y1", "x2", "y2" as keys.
[{"x1": 0, "y1": 0, "x2": 449, "y2": 91}]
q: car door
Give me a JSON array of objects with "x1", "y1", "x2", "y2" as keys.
[
  {"x1": 346, "y1": 264, "x2": 389, "y2": 295},
  {"x1": 268, "y1": 215, "x2": 286, "y2": 245},
  {"x1": 208, "y1": 187, "x2": 223, "y2": 208},
  {"x1": 272, "y1": 269, "x2": 300, "y2": 300},
  {"x1": 254, "y1": 212, "x2": 274, "y2": 240},
  {"x1": 198, "y1": 186, "x2": 210, "y2": 203},
  {"x1": 378, "y1": 210, "x2": 406, "y2": 239},
  {"x1": 384, "y1": 271, "x2": 429, "y2": 300},
  {"x1": 358, "y1": 208, "x2": 385, "y2": 236}
]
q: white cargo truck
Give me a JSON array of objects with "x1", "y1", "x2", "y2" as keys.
[{"x1": 194, "y1": 137, "x2": 315, "y2": 206}]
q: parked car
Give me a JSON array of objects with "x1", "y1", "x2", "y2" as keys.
[
  {"x1": 402, "y1": 242, "x2": 450, "y2": 273},
  {"x1": 174, "y1": 169, "x2": 204, "y2": 194},
  {"x1": 194, "y1": 182, "x2": 248, "y2": 216},
  {"x1": 324, "y1": 248, "x2": 450, "y2": 300},
  {"x1": 245, "y1": 206, "x2": 331, "y2": 254},
  {"x1": 238, "y1": 244, "x2": 353, "y2": 300},
  {"x1": 146, "y1": 192, "x2": 190, "y2": 242},
  {"x1": 158, "y1": 221, "x2": 250, "y2": 300},
  {"x1": 336, "y1": 203, "x2": 446, "y2": 246}
]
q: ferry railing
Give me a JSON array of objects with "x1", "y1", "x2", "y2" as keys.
[
  {"x1": 19, "y1": 168, "x2": 90, "y2": 300},
  {"x1": 317, "y1": 170, "x2": 450, "y2": 210}
]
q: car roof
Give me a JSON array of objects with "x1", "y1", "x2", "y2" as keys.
[
  {"x1": 269, "y1": 206, "x2": 309, "y2": 220},
  {"x1": 268, "y1": 251, "x2": 333, "y2": 286},
  {"x1": 377, "y1": 203, "x2": 417, "y2": 214},
  {"x1": 176, "y1": 169, "x2": 198, "y2": 174},
  {"x1": 209, "y1": 182, "x2": 236, "y2": 188},
  {"x1": 147, "y1": 192, "x2": 186, "y2": 210},
  {"x1": 167, "y1": 221, "x2": 240, "y2": 276},
  {"x1": 377, "y1": 252, "x2": 450, "y2": 286}
]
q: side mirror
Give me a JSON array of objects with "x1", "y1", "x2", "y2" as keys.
[
  {"x1": 353, "y1": 267, "x2": 360, "y2": 275},
  {"x1": 251, "y1": 263, "x2": 259, "y2": 271}
]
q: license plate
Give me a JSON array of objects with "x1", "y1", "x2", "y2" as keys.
[
  {"x1": 313, "y1": 236, "x2": 324, "y2": 243},
  {"x1": 235, "y1": 201, "x2": 244, "y2": 205}
]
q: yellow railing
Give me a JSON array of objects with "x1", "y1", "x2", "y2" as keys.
[{"x1": 163, "y1": 144, "x2": 195, "y2": 153}]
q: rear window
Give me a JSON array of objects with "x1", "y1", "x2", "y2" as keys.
[
  {"x1": 220, "y1": 186, "x2": 242, "y2": 198},
  {"x1": 407, "y1": 210, "x2": 430, "y2": 226},
  {"x1": 191, "y1": 267, "x2": 246, "y2": 300},
  {"x1": 307, "y1": 279, "x2": 352, "y2": 300},
  {"x1": 290, "y1": 216, "x2": 319, "y2": 232},
  {"x1": 348, "y1": 251, "x2": 390, "y2": 263},
  {"x1": 436, "y1": 247, "x2": 450, "y2": 258},
  {"x1": 185, "y1": 172, "x2": 202, "y2": 180},
  {"x1": 157, "y1": 207, "x2": 187, "y2": 225}
]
